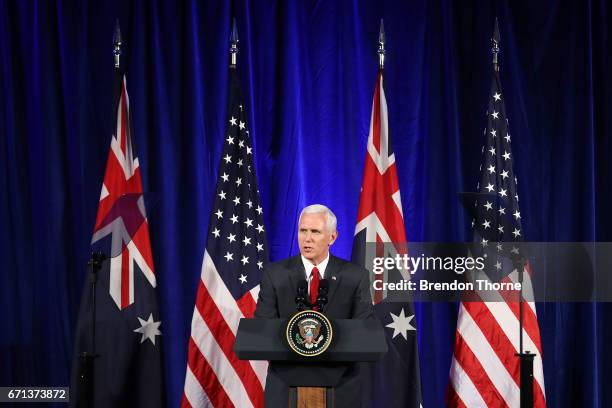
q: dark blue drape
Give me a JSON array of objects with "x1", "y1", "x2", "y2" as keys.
[{"x1": 1, "y1": 0, "x2": 611, "y2": 407}]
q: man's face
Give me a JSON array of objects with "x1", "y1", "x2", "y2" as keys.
[{"x1": 297, "y1": 212, "x2": 337, "y2": 265}]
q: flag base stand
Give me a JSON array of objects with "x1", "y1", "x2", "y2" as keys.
[
  {"x1": 76, "y1": 252, "x2": 106, "y2": 408},
  {"x1": 77, "y1": 352, "x2": 98, "y2": 408},
  {"x1": 515, "y1": 351, "x2": 535, "y2": 408}
]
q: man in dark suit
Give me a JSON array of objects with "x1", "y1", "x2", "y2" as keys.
[{"x1": 255, "y1": 204, "x2": 373, "y2": 407}]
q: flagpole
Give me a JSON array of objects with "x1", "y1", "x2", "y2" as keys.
[
  {"x1": 113, "y1": 19, "x2": 122, "y2": 69},
  {"x1": 492, "y1": 17, "x2": 536, "y2": 408},
  {"x1": 378, "y1": 19, "x2": 385, "y2": 70},
  {"x1": 492, "y1": 18, "x2": 500, "y2": 73},
  {"x1": 77, "y1": 22, "x2": 123, "y2": 408},
  {"x1": 492, "y1": 17, "x2": 522, "y2": 347},
  {"x1": 230, "y1": 18, "x2": 238, "y2": 68}
]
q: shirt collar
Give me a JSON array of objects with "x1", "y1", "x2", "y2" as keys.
[{"x1": 301, "y1": 253, "x2": 330, "y2": 279}]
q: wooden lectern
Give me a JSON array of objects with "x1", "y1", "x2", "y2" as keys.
[{"x1": 234, "y1": 318, "x2": 387, "y2": 408}]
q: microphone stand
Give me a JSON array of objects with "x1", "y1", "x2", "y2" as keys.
[
  {"x1": 78, "y1": 251, "x2": 106, "y2": 408},
  {"x1": 315, "y1": 281, "x2": 329, "y2": 313},
  {"x1": 513, "y1": 254, "x2": 534, "y2": 408},
  {"x1": 295, "y1": 280, "x2": 308, "y2": 312}
]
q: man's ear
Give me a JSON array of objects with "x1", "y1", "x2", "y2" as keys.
[{"x1": 329, "y1": 230, "x2": 338, "y2": 246}]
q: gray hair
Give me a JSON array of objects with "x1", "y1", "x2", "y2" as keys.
[{"x1": 299, "y1": 204, "x2": 337, "y2": 232}]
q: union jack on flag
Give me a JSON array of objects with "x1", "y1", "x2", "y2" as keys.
[{"x1": 91, "y1": 75, "x2": 156, "y2": 310}]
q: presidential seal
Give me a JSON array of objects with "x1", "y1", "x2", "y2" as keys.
[{"x1": 285, "y1": 310, "x2": 333, "y2": 357}]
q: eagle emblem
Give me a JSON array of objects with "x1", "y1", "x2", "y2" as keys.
[
  {"x1": 285, "y1": 310, "x2": 333, "y2": 356},
  {"x1": 297, "y1": 318, "x2": 324, "y2": 349}
]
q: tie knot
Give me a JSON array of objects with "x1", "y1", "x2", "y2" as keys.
[{"x1": 312, "y1": 266, "x2": 320, "y2": 280}]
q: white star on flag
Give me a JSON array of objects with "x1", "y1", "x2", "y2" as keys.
[
  {"x1": 133, "y1": 313, "x2": 162, "y2": 346},
  {"x1": 386, "y1": 308, "x2": 416, "y2": 340}
]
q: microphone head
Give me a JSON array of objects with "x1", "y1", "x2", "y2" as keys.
[
  {"x1": 295, "y1": 280, "x2": 309, "y2": 311},
  {"x1": 318, "y1": 279, "x2": 329, "y2": 293},
  {"x1": 297, "y1": 279, "x2": 308, "y2": 294},
  {"x1": 316, "y1": 279, "x2": 330, "y2": 311}
]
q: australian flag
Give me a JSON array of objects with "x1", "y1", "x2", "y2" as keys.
[
  {"x1": 70, "y1": 56, "x2": 164, "y2": 407},
  {"x1": 352, "y1": 70, "x2": 422, "y2": 408}
]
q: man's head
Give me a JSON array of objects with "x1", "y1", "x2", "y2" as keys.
[{"x1": 297, "y1": 204, "x2": 338, "y2": 265}]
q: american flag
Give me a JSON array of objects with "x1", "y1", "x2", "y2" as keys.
[
  {"x1": 70, "y1": 69, "x2": 164, "y2": 407},
  {"x1": 352, "y1": 71, "x2": 423, "y2": 408},
  {"x1": 182, "y1": 67, "x2": 268, "y2": 408},
  {"x1": 446, "y1": 57, "x2": 546, "y2": 406}
]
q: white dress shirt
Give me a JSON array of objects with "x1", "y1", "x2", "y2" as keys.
[{"x1": 301, "y1": 253, "x2": 330, "y2": 295}]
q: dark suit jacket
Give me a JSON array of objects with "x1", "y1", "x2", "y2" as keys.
[{"x1": 254, "y1": 254, "x2": 374, "y2": 407}]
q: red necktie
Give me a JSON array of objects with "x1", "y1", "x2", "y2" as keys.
[{"x1": 309, "y1": 266, "x2": 320, "y2": 308}]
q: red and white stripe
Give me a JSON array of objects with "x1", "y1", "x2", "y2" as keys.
[
  {"x1": 181, "y1": 251, "x2": 267, "y2": 408},
  {"x1": 447, "y1": 265, "x2": 546, "y2": 407}
]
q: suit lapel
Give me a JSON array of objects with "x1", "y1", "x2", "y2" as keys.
[
  {"x1": 288, "y1": 255, "x2": 306, "y2": 295},
  {"x1": 325, "y1": 255, "x2": 342, "y2": 304}
]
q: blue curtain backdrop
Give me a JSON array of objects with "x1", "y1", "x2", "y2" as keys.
[{"x1": 1, "y1": 0, "x2": 611, "y2": 407}]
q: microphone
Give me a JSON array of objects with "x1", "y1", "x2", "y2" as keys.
[
  {"x1": 295, "y1": 280, "x2": 308, "y2": 311},
  {"x1": 316, "y1": 279, "x2": 329, "y2": 312}
]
